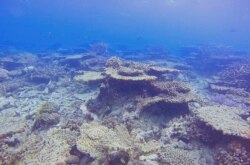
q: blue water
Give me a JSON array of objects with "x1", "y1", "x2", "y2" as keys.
[{"x1": 1, "y1": 0, "x2": 250, "y2": 53}]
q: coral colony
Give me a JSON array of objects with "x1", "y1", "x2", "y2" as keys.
[{"x1": 0, "y1": 45, "x2": 250, "y2": 165}]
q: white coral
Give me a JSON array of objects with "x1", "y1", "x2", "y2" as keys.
[{"x1": 196, "y1": 105, "x2": 250, "y2": 139}]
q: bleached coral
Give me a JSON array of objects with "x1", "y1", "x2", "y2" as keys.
[
  {"x1": 0, "y1": 68, "x2": 9, "y2": 81},
  {"x1": 32, "y1": 102, "x2": 60, "y2": 131},
  {"x1": 159, "y1": 145, "x2": 195, "y2": 165},
  {"x1": 196, "y1": 105, "x2": 250, "y2": 139},
  {"x1": 106, "y1": 67, "x2": 157, "y2": 82},
  {"x1": 74, "y1": 71, "x2": 105, "y2": 83},
  {"x1": 19, "y1": 128, "x2": 76, "y2": 165},
  {"x1": 76, "y1": 122, "x2": 160, "y2": 163},
  {"x1": 215, "y1": 140, "x2": 250, "y2": 165},
  {"x1": 0, "y1": 116, "x2": 26, "y2": 140}
]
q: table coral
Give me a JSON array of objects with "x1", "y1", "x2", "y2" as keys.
[
  {"x1": 196, "y1": 105, "x2": 250, "y2": 139},
  {"x1": 74, "y1": 71, "x2": 105, "y2": 83}
]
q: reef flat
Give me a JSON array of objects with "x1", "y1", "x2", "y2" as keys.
[{"x1": 0, "y1": 45, "x2": 249, "y2": 165}]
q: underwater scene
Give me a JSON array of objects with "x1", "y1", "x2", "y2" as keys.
[{"x1": 0, "y1": 0, "x2": 250, "y2": 165}]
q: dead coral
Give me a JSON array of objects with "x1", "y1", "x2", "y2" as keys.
[
  {"x1": 146, "y1": 66, "x2": 179, "y2": 76},
  {"x1": 214, "y1": 63, "x2": 250, "y2": 91},
  {"x1": 0, "y1": 68, "x2": 9, "y2": 81},
  {"x1": 196, "y1": 105, "x2": 250, "y2": 139},
  {"x1": 149, "y1": 81, "x2": 190, "y2": 96},
  {"x1": 161, "y1": 115, "x2": 220, "y2": 144},
  {"x1": 215, "y1": 140, "x2": 250, "y2": 165},
  {"x1": 87, "y1": 57, "x2": 194, "y2": 124},
  {"x1": 0, "y1": 116, "x2": 26, "y2": 140},
  {"x1": 32, "y1": 103, "x2": 60, "y2": 131},
  {"x1": 0, "y1": 53, "x2": 38, "y2": 70},
  {"x1": 106, "y1": 67, "x2": 157, "y2": 82},
  {"x1": 159, "y1": 145, "x2": 195, "y2": 165},
  {"x1": 19, "y1": 128, "x2": 76, "y2": 165},
  {"x1": 76, "y1": 122, "x2": 160, "y2": 164},
  {"x1": 135, "y1": 96, "x2": 190, "y2": 118},
  {"x1": 105, "y1": 57, "x2": 179, "y2": 84},
  {"x1": 74, "y1": 71, "x2": 105, "y2": 83}
]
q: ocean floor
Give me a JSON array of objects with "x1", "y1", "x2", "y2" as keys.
[{"x1": 0, "y1": 46, "x2": 250, "y2": 165}]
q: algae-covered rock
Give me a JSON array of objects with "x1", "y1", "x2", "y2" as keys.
[
  {"x1": 32, "y1": 103, "x2": 60, "y2": 131},
  {"x1": 196, "y1": 105, "x2": 250, "y2": 139}
]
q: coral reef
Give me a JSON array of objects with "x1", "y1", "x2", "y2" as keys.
[
  {"x1": 161, "y1": 115, "x2": 218, "y2": 143},
  {"x1": 88, "y1": 57, "x2": 194, "y2": 120},
  {"x1": 0, "y1": 116, "x2": 26, "y2": 140},
  {"x1": 1, "y1": 50, "x2": 249, "y2": 165},
  {"x1": 0, "y1": 68, "x2": 9, "y2": 81},
  {"x1": 19, "y1": 128, "x2": 77, "y2": 165},
  {"x1": 77, "y1": 122, "x2": 160, "y2": 164},
  {"x1": 0, "y1": 52, "x2": 38, "y2": 70},
  {"x1": 159, "y1": 145, "x2": 195, "y2": 165},
  {"x1": 32, "y1": 103, "x2": 60, "y2": 131},
  {"x1": 214, "y1": 63, "x2": 250, "y2": 91},
  {"x1": 89, "y1": 42, "x2": 108, "y2": 55},
  {"x1": 196, "y1": 105, "x2": 250, "y2": 139},
  {"x1": 74, "y1": 71, "x2": 105, "y2": 83},
  {"x1": 182, "y1": 45, "x2": 245, "y2": 76},
  {"x1": 59, "y1": 53, "x2": 95, "y2": 68},
  {"x1": 214, "y1": 140, "x2": 250, "y2": 165}
]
